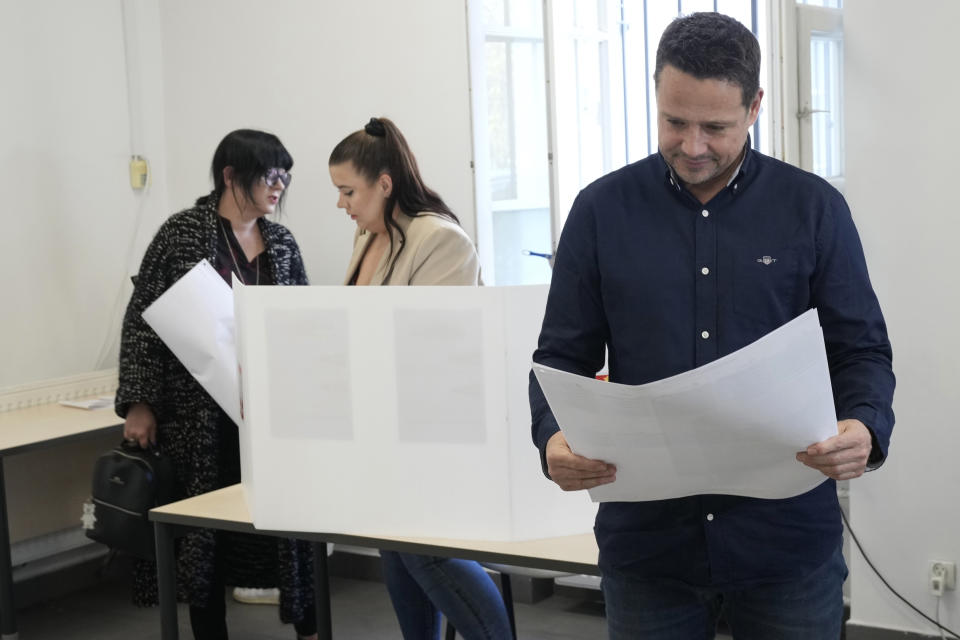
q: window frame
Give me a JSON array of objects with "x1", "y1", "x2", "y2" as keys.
[
  {"x1": 467, "y1": 0, "x2": 838, "y2": 284},
  {"x1": 775, "y1": 0, "x2": 845, "y2": 189},
  {"x1": 544, "y1": 0, "x2": 626, "y2": 244}
]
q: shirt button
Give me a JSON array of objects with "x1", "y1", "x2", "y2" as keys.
[
  {"x1": 701, "y1": 267, "x2": 710, "y2": 275},
  {"x1": 701, "y1": 331, "x2": 710, "y2": 339},
  {"x1": 701, "y1": 209, "x2": 709, "y2": 218},
  {"x1": 706, "y1": 513, "x2": 714, "y2": 522}
]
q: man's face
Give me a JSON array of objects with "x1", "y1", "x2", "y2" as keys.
[{"x1": 656, "y1": 64, "x2": 762, "y2": 200}]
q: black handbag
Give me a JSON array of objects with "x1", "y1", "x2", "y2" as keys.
[{"x1": 83, "y1": 441, "x2": 180, "y2": 559}]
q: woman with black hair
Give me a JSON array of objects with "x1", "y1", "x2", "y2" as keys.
[
  {"x1": 117, "y1": 129, "x2": 317, "y2": 640},
  {"x1": 329, "y1": 118, "x2": 509, "y2": 640}
]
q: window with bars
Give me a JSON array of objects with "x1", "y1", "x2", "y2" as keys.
[{"x1": 468, "y1": 0, "x2": 842, "y2": 285}]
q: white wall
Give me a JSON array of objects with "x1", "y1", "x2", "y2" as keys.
[
  {"x1": 0, "y1": 0, "x2": 474, "y2": 539},
  {"x1": 0, "y1": 1, "x2": 169, "y2": 388},
  {"x1": 158, "y1": 0, "x2": 476, "y2": 287},
  {"x1": 845, "y1": 1, "x2": 960, "y2": 635},
  {"x1": 1, "y1": 0, "x2": 475, "y2": 390}
]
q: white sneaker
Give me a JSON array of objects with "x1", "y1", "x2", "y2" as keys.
[{"x1": 231, "y1": 587, "x2": 280, "y2": 605}]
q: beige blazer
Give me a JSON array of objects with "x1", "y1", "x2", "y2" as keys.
[{"x1": 342, "y1": 213, "x2": 481, "y2": 286}]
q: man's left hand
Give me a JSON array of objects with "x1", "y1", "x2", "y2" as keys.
[{"x1": 797, "y1": 419, "x2": 873, "y2": 480}]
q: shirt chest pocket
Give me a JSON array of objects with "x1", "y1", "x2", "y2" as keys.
[{"x1": 732, "y1": 247, "x2": 807, "y2": 326}]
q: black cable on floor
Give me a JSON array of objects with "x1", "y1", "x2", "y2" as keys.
[{"x1": 841, "y1": 507, "x2": 960, "y2": 639}]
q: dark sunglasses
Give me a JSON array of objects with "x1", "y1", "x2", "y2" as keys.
[{"x1": 263, "y1": 169, "x2": 292, "y2": 188}]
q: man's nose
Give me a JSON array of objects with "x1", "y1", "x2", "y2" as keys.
[{"x1": 681, "y1": 127, "x2": 708, "y2": 157}]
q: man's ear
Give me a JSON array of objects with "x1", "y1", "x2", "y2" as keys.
[
  {"x1": 378, "y1": 173, "x2": 393, "y2": 198},
  {"x1": 747, "y1": 88, "x2": 764, "y2": 127}
]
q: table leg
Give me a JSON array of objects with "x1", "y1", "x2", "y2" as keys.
[
  {"x1": 313, "y1": 542, "x2": 332, "y2": 640},
  {"x1": 155, "y1": 521, "x2": 178, "y2": 640},
  {"x1": 0, "y1": 458, "x2": 18, "y2": 639}
]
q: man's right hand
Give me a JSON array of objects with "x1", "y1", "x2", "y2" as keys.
[
  {"x1": 123, "y1": 402, "x2": 157, "y2": 449},
  {"x1": 545, "y1": 431, "x2": 616, "y2": 491}
]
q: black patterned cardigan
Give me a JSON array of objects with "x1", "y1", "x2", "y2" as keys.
[{"x1": 115, "y1": 194, "x2": 314, "y2": 623}]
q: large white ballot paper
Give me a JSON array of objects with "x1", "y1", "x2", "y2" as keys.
[
  {"x1": 234, "y1": 283, "x2": 596, "y2": 541},
  {"x1": 141, "y1": 260, "x2": 241, "y2": 425},
  {"x1": 533, "y1": 309, "x2": 838, "y2": 502}
]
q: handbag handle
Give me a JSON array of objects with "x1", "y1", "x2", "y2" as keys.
[{"x1": 119, "y1": 439, "x2": 162, "y2": 457}]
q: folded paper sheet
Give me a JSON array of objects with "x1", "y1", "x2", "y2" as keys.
[
  {"x1": 234, "y1": 284, "x2": 597, "y2": 541},
  {"x1": 142, "y1": 260, "x2": 241, "y2": 425},
  {"x1": 532, "y1": 309, "x2": 838, "y2": 502}
]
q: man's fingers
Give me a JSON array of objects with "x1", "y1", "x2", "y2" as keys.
[
  {"x1": 805, "y1": 435, "x2": 843, "y2": 457},
  {"x1": 549, "y1": 458, "x2": 617, "y2": 491},
  {"x1": 550, "y1": 455, "x2": 615, "y2": 473},
  {"x1": 545, "y1": 431, "x2": 616, "y2": 491},
  {"x1": 797, "y1": 450, "x2": 867, "y2": 480},
  {"x1": 797, "y1": 449, "x2": 839, "y2": 465},
  {"x1": 799, "y1": 442, "x2": 869, "y2": 466},
  {"x1": 546, "y1": 443, "x2": 615, "y2": 474},
  {"x1": 810, "y1": 464, "x2": 865, "y2": 481},
  {"x1": 804, "y1": 437, "x2": 869, "y2": 460},
  {"x1": 548, "y1": 456, "x2": 617, "y2": 487},
  {"x1": 553, "y1": 471, "x2": 617, "y2": 491},
  {"x1": 807, "y1": 419, "x2": 871, "y2": 457}
]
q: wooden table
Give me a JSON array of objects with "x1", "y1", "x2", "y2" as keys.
[
  {"x1": 150, "y1": 484, "x2": 599, "y2": 640},
  {"x1": 0, "y1": 402, "x2": 121, "y2": 639}
]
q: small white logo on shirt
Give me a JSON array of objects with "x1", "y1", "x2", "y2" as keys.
[{"x1": 756, "y1": 256, "x2": 777, "y2": 265}]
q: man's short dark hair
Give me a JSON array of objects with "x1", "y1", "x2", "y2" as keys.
[{"x1": 654, "y1": 12, "x2": 761, "y2": 108}]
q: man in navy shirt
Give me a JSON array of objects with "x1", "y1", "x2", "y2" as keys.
[{"x1": 530, "y1": 12, "x2": 895, "y2": 639}]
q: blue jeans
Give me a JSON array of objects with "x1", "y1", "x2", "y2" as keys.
[
  {"x1": 380, "y1": 551, "x2": 512, "y2": 640},
  {"x1": 602, "y1": 544, "x2": 847, "y2": 640}
]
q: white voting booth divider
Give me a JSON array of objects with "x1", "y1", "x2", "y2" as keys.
[{"x1": 233, "y1": 283, "x2": 597, "y2": 541}]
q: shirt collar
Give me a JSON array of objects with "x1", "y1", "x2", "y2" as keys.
[{"x1": 661, "y1": 137, "x2": 753, "y2": 194}]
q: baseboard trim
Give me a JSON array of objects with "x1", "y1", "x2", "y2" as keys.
[
  {"x1": 0, "y1": 369, "x2": 117, "y2": 412},
  {"x1": 13, "y1": 548, "x2": 125, "y2": 610},
  {"x1": 845, "y1": 622, "x2": 934, "y2": 640},
  {"x1": 11, "y1": 527, "x2": 94, "y2": 567}
]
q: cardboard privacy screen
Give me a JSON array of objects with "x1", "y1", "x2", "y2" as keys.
[{"x1": 233, "y1": 283, "x2": 596, "y2": 541}]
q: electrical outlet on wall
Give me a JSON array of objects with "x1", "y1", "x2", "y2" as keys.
[{"x1": 930, "y1": 561, "x2": 956, "y2": 596}]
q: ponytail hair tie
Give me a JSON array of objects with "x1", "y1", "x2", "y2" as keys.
[{"x1": 364, "y1": 118, "x2": 386, "y2": 137}]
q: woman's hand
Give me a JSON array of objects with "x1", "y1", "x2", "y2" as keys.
[{"x1": 124, "y1": 402, "x2": 157, "y2": 449}]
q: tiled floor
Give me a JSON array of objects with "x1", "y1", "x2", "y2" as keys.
[
  {"x1": 15, "y1": 566, "x2": 609, "y2": 639},
  {"x1": 12, "y1": 552, "x2": 743, "y2": 639}
]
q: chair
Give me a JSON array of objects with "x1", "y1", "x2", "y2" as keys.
[{"x1": 444, "y1": 563, "x2": 575, "y2": 639}]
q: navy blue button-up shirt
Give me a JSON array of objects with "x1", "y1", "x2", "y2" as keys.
[{"x1": 530, "y1": 148, "x2": 895, "y2": 587}]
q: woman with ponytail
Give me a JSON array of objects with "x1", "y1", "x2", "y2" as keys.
[
  {"x1": 329, "y1": 118, "x2": 510, "y2": 640},
  {"x1": 330, "y1": 117, "x2": 481, "y2": 287}
]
